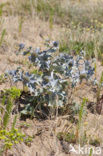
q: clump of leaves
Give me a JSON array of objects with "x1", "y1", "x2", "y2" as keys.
[
  {"x1": 24, "y1": 135, "x2": 33, "y2": 146},
  {"x1": 0, "y1": 127, "x2": 33, "y2": 155},
  {"x1": 0, "y1": 74, "x2": 5, "y2": 84},
  {"x1": 4, "y1": 87, "x2": 21, "y2": 99},
  {"x1": 0, "y1": 87, "x2": 33, "y2": 155},
  {"x1": 71, "y1": 102, "x2": 81, "y2": 115},
  {"x1": 57, "y1": 132, "x2": 76, "y2": 143},
  {"x1": 59, "y1": 40, "x2": 70, "y2": 53},
  {"x1": 89, "y1": 138, "x2": 100, "y2": 147},
  {"x1": 5, "y1": 40, "x2": 96, "y2": 117},
  {"x1": 0, "y1": 128, "x2": 25, "y2": 150},
  {"x1": 60, "y1": 40, "x2": 95, "y2": 58},
  {"x1": 1, "y1": 87, "x2": 21, "y2": 128}
]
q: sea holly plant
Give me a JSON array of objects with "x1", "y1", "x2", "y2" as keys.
[{"x1": 5, "y1": 40, "x2": 97, "y2": 116}]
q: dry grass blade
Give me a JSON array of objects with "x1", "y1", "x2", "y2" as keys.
[{"x1": 96, "y1": 95, "x2": 103, "y2": 114}]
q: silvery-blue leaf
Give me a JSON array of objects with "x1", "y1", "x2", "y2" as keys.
[
  {"x1": 21, "y1": 109, "x2": 28, "y2": 115},
  {"x1": 68, "y1": 60, "x2": 74, "y2": 67},
  {"x1": 92, "y1": 58, "x2": 96, "y2": 63},
  {"x1": 93, "y1": 78, "x2": 99, "y2": 85},
  {"x1": 80, "y1": 70, "x2": 87, "y2": 77},
  {"x1": 101, "y1": 82, "x2": 103, "y2": 87},
  {"x1": 58, "y1": 100, "x2": 63, "y2": 107},
  {"x1": 59, "y1": 79, "x2": 67, "y2": 83},
  {"x1": 47, "y1": 48, "x2": 56, "y2": 53},
  {"x1": 35, "y1": 47, "x2": 40, "y2": 54},
  {"x1": 29, "y1": 53, "x2": 36, "y2": 62},
  {"x1": 80, "y1": 50, "x2": 86, "y2": 56},
  {"x1": 52, "y1": 41, "x2": 59, "y2": 48},
  {"x1": 34, "y1": 90, "x2": 39, "y2": 96},
  {"x1": 51, "y1": 79, "x2": 58, "y2": 88},
  {"x1": 29, "y1": 79, "x2": 36, "y2": 84},
  {"x1": 25, "y1": 72, "x2": 30, "y2": 77},
  {"x1": 87, "y1": 69, "x2": 94, "y2": 76},
  {"x1": 85, "y1": 60, "x2": 90, "y2": 67},
  {"x1": 28, "y1": 86, "x2": 35, "y2": 93},
  {"x1": 19, "y1": 43, "x2": 25, "y2": 51},
  {"x1": 13, "y1": 77, "x2": 19, "y2": 82},
  {"x1": 12, "y1": 70, "x2": 17, "y2": 75}
]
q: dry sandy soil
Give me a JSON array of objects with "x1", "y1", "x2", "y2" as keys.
[
  {"x1": 1, "y1": 1, "x2": 103, "y2": 156},
  {"x1": 0, "y1": 10, "x2": 71, "y2": 156}
]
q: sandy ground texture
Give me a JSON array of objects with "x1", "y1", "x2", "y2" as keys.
[
  {"x1": 0, "y1": 1, "x2": 103, "y2": 156},
  {"x1": 6, "y1": 114, "x2": 103, "y2": 156}
]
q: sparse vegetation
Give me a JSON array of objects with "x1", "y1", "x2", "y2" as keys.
[
  {"x1": 57, "y1": 131, "x2": 76, "y2": 143},
  {"x1": 0, "y1": 0, "x2": 103, "y2": 155},
  {"x1": 0, "y1": 87, "x2": 32, "y2": 155}
]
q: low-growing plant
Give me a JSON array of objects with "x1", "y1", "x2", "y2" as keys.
[
  {"x1": 57, "y1": 131, "x2": 76, "y2": 144},
  {"x1": 0, "y1": 128, "x2": 25, "y2": 150},
  {"x1": 1, "y1": 87, "x2": 21, "y2": 128},
  {"x1": 19, "y1": 122, "x2": 31, "y2": 129},
  {"x1": 0, "y1": 74, "x2": 5, "y2": 84},
  {"x1": 89, "y1": 138, "x2": 100, "y2": 147},
  {"x1": 0, "y1": 127, "x2": 32, "y2": 155},
  {"x1": 5, "y1": 41, "x2": 96, "y2": 117},
  {"x1": 24, "y1": 135, "x2": 33, "y2": 146},
  {"x1": 60, "y1": 39, "x2": 95, "y2": 58},
  {"x1": 0, "y1": 86, "x2": 32, "y2": 155},
  {"x1": 59, "y1": 41, "x2": 69, "y2": 53}
]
